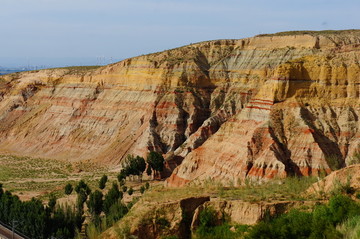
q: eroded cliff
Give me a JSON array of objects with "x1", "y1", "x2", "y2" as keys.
[{"x1": 0, "y1": 30, "x2": 359, "y2": 184}]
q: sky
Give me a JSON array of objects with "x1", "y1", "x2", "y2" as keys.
[{"x1": 0, "y1": 0, "x2": 359, "y2": 67}]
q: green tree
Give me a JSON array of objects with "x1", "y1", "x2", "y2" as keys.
[
  {"x1": 87, "y1": 190, "x2": 103, "y2": 217},
  {"x1": 75, "y1": 180, "x2": 91, "y2": 195},
  {"x1": 75, "y1": 181, "x2": 90, "y2": 231},
  {"x1": 121, "y1": 155, "x2": 147, "y2": 179},
  {"x1": 103, "y1": 182, "x2": 123, "y2": 215},
  {"x1": 147, "y1": 151, "x2": 165, "y2": 178},
  {"x1": 64, "y1": 183, "x2": 73, "y2": 195},
  {"x1": 140, "y1": 186, "x2": 145, "y2": 194},
  {"x1": 118, "y1": 170, "x2": 126, "y2": 182},
  {"x1": 48, "y1": 194, "x2": 57, "y2": 213},
  {"x1": 146, "y1": 166, "x2": 152, "y2": 176},
  {"x1": 99, "y1": 175, "x2": 108, "y2": 190}
]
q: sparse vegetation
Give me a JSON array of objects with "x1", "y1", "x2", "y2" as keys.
[{"x1": 0, "y1": 155, "x2": 72, "y2": 182}]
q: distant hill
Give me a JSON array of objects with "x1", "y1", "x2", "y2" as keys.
[{"x1": 0, "y1": 69, "x2": 25, "y2": 75}]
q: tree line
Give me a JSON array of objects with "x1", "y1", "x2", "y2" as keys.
[{"x1": 0, "y1": 183, "x2": 81, "y2": 239}]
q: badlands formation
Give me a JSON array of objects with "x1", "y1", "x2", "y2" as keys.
[{"x1": 0, "y1": 30, "x2": 359, "y2": 186}]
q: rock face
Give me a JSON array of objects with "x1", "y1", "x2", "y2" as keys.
[{"x1": 0, "y1": 30, "x2": 359, "y2": 184}]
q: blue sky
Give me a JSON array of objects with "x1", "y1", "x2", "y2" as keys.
[{"x1": 0, "y1": 0, "x2": 359, "y2": 67}]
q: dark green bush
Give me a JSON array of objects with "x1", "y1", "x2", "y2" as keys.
[
  {"x1": 64, "y1": 183, "x2": 73, "y2": 195},
  {"x1": 99, "y1": 175, "x2": 108, "y2": 189},
  {"x1": 246, "y1": 194, "x2": 360, "y2": 239}
]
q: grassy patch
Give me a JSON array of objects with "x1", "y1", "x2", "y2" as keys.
[
  {"x1": 0, "y1": 155, "x2": 73, "y2": 181},
  {"x1": 218, "y1": 176, "x2": 318, "y2": 202},
  {"x1": 0, "y1": 155, "x2": 118, "y2": 201},
  {"x1": 140, "y1": 176, "x2": 319, "y2": 205}
]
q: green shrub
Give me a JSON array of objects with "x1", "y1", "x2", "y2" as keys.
[
  {"x1": 106, "y1": 201, "x2": 128, "y2": 227},
  {"x1": 246, "y1": 210, "x2": 312, "y2": 239},
  {"x1": 195, "y1": 207, "x2": 217, "y2": 237},
  {"x1": 193, "y1": 206, "x2": 251, "y2": 239},
  {"x1": 246, "y1": 194, "x2": 360, "y2": 239},
  {"x1": 328, "y1": 194, "x2": 360, "y2": 225}
]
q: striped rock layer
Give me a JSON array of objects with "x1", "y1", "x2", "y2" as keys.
[{"x1": 0, "y1": 30, "x2": 360, "y2": 185}]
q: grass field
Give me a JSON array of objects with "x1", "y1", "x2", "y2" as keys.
[{"x1": 0, "y1": 155, "x2": 119, "y2": 201}]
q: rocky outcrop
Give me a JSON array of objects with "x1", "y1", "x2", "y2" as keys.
[{"x1": 0, "y1": 30, "x2": 359, "y2": 184}]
